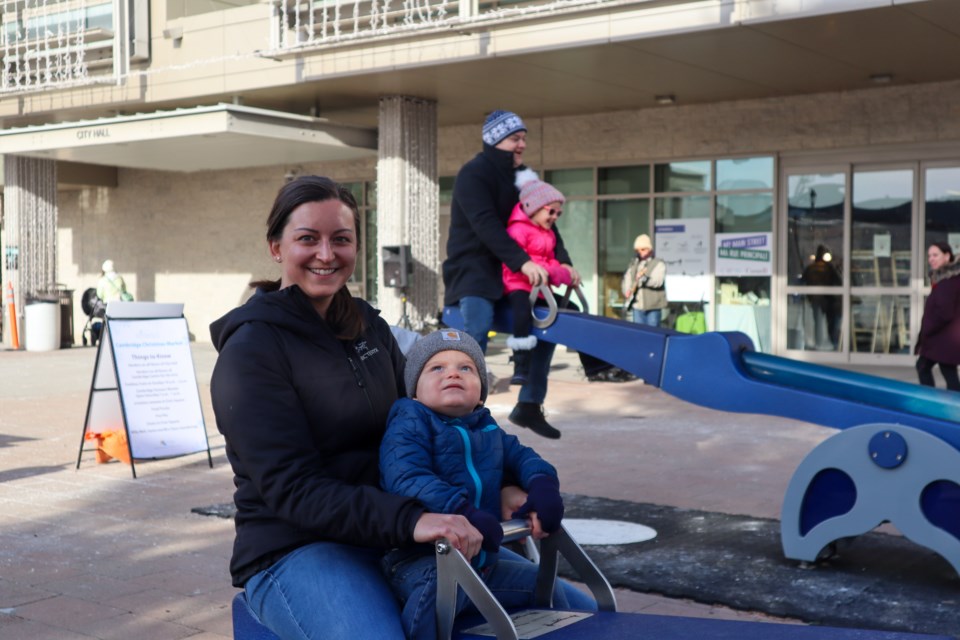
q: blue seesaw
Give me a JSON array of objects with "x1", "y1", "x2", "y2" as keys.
[
  {"x1": 231, "y1": 287, "x2": 960, "y2": 639},
  {"x1": 233, "y1": 519, "x2": 954, "y2": 640},
  {"x1": 442, "y1": 286, "x2": 960, "y2": 578}
]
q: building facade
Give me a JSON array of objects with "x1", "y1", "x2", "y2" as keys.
[{"x1": 1, "y1": 0, "x2": 959, "y2": 368}]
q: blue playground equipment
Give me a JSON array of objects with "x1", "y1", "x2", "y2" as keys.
[
  {"x1": 230, "y1": 288, "x2": 960, "y2": 640},
  {"x1": 442, "y1": 287, "x2": 960, "y2": 578},
  {"x1": 233, "y1": 520, "x2": 953, "y2": 640}
]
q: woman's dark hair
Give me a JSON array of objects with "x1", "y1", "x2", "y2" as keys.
[
  {"x1": 252, "y1": 175, "x2": 364, "y2": 340},
  {"x1": 930, "y1": 241, "x2": 954, "y2": 264}
]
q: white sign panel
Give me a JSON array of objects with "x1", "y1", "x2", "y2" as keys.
[
  {"x1": 716, "y1": 232, "x2": 773, "y2": 276},
  {"x1": 108, "y1": 318, "x2": 208, "y2": 459},
  {"x1": 656, "y1": 218, "x2": 711, "y2": 302}
]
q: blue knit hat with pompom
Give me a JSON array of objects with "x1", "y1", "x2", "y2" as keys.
[{"x1": 482, "y1": 110, "x2": 526, "y2": 146}]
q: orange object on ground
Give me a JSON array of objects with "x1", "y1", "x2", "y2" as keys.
[
  {"x1": 85, "y1": 430, "x2": 131, "y2": 464},
  {"x1": 5, "y1": 281, "x2": 19, "y2": 350}
]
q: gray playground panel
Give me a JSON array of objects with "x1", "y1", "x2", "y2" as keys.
[{"x1": 781, "y1": 423, "x2": 960, "y2": 576}]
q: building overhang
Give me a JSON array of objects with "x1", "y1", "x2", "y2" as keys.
[{"x1": 0, "y1": 103, "x2": 377, "y2": 172}]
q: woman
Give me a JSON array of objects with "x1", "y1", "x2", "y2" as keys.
[
  {"x1": 916, "y1": 242, "x2": 960, "y2": 391},
  {"x1": 209, "y1": 177, "x2": 482, "y2": 638},
  {"x1": 209, "y1": 176, "x2": 592, "y2": 639}
]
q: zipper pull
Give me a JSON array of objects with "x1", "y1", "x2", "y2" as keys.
[{"x1": 347, "y1": 356, "x2": 365, "y2": 388}]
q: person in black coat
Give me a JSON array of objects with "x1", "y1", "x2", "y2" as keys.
[
  {"x1": 210, "y1": 176, "x2": 483, "y2": 639},
  {"x1": 916, "y1": 242, "x2": 960, "y2": 391},
  {"x1": 443, "y1": 111, "x2": 625, "y2": 441}
]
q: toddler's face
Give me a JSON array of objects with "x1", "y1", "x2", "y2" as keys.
[
  {"x1": 415, "y1": 350, "x2": 482, "y2": 418},
  {"x1": 531, "y1": 201, "x2": 562, "y2": 231}
]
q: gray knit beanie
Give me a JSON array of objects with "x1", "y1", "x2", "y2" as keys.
[{"x1": 404, "y1": 329, "x2": 488, "y2": 403}]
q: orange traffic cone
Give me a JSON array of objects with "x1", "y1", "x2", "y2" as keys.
[{"x1": 5, "y1": 281, "x2": 19, "y2": 350}]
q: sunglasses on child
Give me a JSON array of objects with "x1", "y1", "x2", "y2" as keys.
[{"x1": 542, "y1": 207, "x2": 562, "y2": 217}]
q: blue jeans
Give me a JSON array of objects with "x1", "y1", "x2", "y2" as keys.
[
  {"x1": 383, "y1": 546, "x2": 597, "y2": 640},
  {"x1": 631, "y1": 308, "x2": 662, "y2": 327},
  {"x1": 245, "y1": 542, "x2": 406, "y2": 640},
  {"x1": 459, "y1": 296, "x2": 556, "y2": 404}
]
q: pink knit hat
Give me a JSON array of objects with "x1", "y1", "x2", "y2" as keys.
[{"x1": 516, "y1": 169, "x2": 565, "y2": 217}]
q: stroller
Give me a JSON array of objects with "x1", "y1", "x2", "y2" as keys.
[{"x1": 80, "y1": 288, "x2": 106, "y2": 346}]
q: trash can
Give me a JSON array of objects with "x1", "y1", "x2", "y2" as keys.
[
  {"x1": 24, "y1": 297, "x2": 60, "y2": 352},
  {"x1": 36, "y1": 286, "x2": 75, "y2": 348}
]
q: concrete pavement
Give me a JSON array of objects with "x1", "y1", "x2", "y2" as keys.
[{"x1": 0, "y1": 339, "x2": 922, "y2": 638}]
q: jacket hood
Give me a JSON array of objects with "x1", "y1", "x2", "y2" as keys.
[
  {"x1": 931, "y1": 258, "x2": 960, "y2": 285},
  {"x1": 209, "y1": 285, "x2": 378, "y2": 351},
  {"x1": 507, "y1": 202, "x2": 537, "y2": 226}
]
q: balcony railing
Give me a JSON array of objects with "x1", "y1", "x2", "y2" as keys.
[
  {"x1": 0, "y1": 0, "x2": 147, "y2": 94},
  {"x1": 271, "y1": 0, "x2": 616, "y2": 50}
]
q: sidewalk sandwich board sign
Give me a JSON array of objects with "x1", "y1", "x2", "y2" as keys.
[{"x1": 76, "y1": 302, "x2": 213, "y2": 478}]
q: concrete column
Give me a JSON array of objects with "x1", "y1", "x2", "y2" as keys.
[
  {"x1": 376, "y1": 96, "x2": 439, "y2": 332},
  {"x1": 3, "y1": 156, "x2": 58, "y2": 348}
]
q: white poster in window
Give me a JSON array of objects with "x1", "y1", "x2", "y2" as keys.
[
  {"x1": 656, "y1": 218, "x2": 711, "y2": 302},
  {"x1": 715, "y1": 232, "x2": 773, "y2": 276},
  {"x1": 109, "y1": 318, "x2": 208, "y2": 459},
  {"x1": 873, "y1": 234, "x2": 891, "y2": 258},
  {"x1": 948, "y1": 233, "x2": 960, "y2": 256}
]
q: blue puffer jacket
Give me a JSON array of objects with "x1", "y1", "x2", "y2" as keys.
[{"x1": 380, "y1": 398, "x2": 558, "y2": 548}]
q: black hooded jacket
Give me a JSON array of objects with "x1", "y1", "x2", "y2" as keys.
[
  {"x1": 209, "y1": 286, "x2": 425, "y2": 586},
  {"x1": 442, "y1": 143, "x2": 571, "y2": 306}
]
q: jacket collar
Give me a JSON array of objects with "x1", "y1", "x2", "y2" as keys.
[
  {"x1": 482, "y1": 142, "x2": 524, "y2": 177},
  {"x1": 931, "y1": 258, "x2": 960, "y2": 285}
]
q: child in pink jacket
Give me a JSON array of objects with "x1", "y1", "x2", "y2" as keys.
[{"x1": 502, "y1": 171, "x2": 572, "y2": 385}]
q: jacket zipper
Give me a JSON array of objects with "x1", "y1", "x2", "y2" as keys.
[{"x1": 347, "y1": 354, "x2": 377, "y2": 422}]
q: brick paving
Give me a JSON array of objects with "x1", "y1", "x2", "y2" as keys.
[{"x1": 0, "y1": 340, "x2": 920, "y2": 638}]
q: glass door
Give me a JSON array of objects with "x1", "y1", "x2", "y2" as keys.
[
  {"x1": 783, "y1": 171, "x2": 847, "y2": 358},
  {"x1": 848, "y1": 167, "x2": 914, "y2": 360},
  {"x1": 782, "y1": 166, "x2": 917, "y2": 363}
]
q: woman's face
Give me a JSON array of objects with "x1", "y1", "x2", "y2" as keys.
[
  {"x1": 270, "y1": 199, "x2": 357, "y2": 317},
  {"x1": 928, "y1": 245, "x2": 952, "y2": 272}
]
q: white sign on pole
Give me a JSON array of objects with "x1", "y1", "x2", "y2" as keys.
[
  {"x1": 656, "y1": 218, "x2": 711, "y2": 302},
  {"x1": 108, "y1": 318, "x2": 208, "y2": 459}
]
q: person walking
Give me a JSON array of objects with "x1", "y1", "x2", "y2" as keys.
[
  {"x1": 96, "y1": 259, "x2": 133, "y2": 303},
  {"x1": 621, "y1": 234, "x2": 666, "y2": 326},
  {"x1": 916, "y1": 242, "x2": 960, "y2": 391}
]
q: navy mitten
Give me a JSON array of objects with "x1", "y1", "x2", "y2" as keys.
[
  {"x1": 460, "y1": 505, "x2": 504, "y2": 553},
  {"x1": 512, "y1": 475, "x2": 564, "y2": 533}
]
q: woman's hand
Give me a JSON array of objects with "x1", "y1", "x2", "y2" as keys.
[
  {"x1": 413, "y1": 513, "x2": 483, "y2": 560},
  {"x1": 562, "y1": 264, "x2": 581, "y2": 287},
  {"x1": 500, "y1": 486, "x2": 547, "y2": 539}
]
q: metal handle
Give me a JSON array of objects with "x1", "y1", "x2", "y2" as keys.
[
  {"x1": 435, "y1": 520, "x2": 617, "y2": 640},
  {"x1": 529, "y1": 283, "x2": 588, "y2": 329}
]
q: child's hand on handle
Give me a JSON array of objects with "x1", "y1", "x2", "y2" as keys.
[
  {"x1": 511, "y1": 475, "x2": 564, "y2": 534},
  {"x1": 413, "y1": 512, "x2": 483, "y2": 560},
  {"x1": 460, "y1": 505, "x2": 504, "y2": 553}
]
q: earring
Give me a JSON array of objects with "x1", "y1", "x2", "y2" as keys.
[{"x1": 274, "y1": 255, "x2": 281, "y2": 262}]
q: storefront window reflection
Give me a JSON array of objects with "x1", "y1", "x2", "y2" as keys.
[
  {"x1": 851, "y1": 170, "x2": 912, "y2": 288},
  {"x1": 787, "y1": 173, "x2": 845, "y2": 287},
  {"x1": 925, "y1": 167, "x2": 960, "y2": 286}
]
